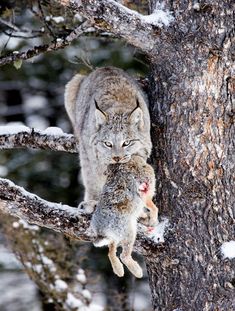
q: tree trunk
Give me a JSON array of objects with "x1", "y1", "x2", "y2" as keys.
[{"x1": 146, "y1": 1, "x2": 235, "y2": 310}]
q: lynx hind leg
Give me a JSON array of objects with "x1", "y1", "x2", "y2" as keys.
[
  {"x1": 108, "y1": 242, "x2": 124, "y2": 277},
  {"x1": 120, "y1": 237, "x2": 143, "y2": 279},
  {"x1": 145, "y1": 197, "x2": 159, "y2": 226}
]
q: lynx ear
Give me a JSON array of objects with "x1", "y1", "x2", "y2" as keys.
[
  {"x1": 95, "y1": 99, "x2": 108, "y2": 127},
  {"x1": 129, "y1": 99, "x2": 144, "y2": 129}
]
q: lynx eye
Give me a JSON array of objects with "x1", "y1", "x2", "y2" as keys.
[
  {"x1": 103, "y1": 141, "x2": 113, "y2": 148},
  {"x1": 122, "y1": 140, "x2": 131, "y2": 147}
]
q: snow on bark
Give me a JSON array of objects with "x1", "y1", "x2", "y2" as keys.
[
  {"x1": 0, "y1": 124, "x2": 78, "y2": 153},
  {"x1": 113, "y1": 0, "x2": 174, "y2": 27},
  {"x1": 147, "y1": 218, "x2": 169, "y2": 243},
  {"x1": 221, "y1": 241, "x2": 235, "y2": 259},
  {"x1": 61, "y1": 0, "x2": 174, "y2": 55}
]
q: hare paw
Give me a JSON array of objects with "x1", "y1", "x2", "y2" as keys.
[
  {"x1": 129, "y1": 261, "x2": 143, "y2": 278},
  {"x1": 121, "y1": 256, "x2": 143, "y2": 278},
  {"x1": 112, "y1": 261, "x2": 124, "y2": 277}
]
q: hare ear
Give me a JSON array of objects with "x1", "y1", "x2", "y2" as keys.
[
  {"x1": 129, "y1": 99, "x2": 144, "y2": 129},
  {"x1": 95, "y1": 99, "x2": 108, "y2": 127}
]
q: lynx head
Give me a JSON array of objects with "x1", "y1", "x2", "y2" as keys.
[{"x1": 91, "y1": 99, "x2": 151, "y2": 164}]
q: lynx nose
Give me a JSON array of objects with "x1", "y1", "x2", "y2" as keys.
[{"x1": 112, "y1": 156, "x2": 121, "y2": 163}]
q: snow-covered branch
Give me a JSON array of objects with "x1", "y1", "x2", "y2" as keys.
[
  {"x1": 0, "y1": 177, "x2": 91, "y2": 240},
  {"x1": 62, "y1": 0, "x2": 174, "y2": 55},
  {"x1": 0, "y1": 125, "x2": 78, "y2": 153},
  {"x1": 0, "y1": 1, "x2": 174, "y2": 66},
  {"x1": 0, "y1": 177, "x2": 164, "y2": 257}
]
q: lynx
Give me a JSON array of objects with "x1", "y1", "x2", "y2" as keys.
[
  {"x1": 81, "y1": 155, "x2": 158, "y2": 278},
  {"x1": 64, "y1": 67, "x2": 152, "y2": 201}
]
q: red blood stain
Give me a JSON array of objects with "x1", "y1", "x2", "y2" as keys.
[{"x1": 139, "y1": 182, "x2": 149, "y2": 194}]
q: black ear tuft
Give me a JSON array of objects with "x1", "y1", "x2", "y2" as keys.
[
  {"x1": 129, "y1": 98, "x2": 143, "y2": 128},
  {"x1": 94, "y1": 99, "x2": 108, "y2": 128}
]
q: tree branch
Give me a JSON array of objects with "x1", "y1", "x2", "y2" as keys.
[
  {"x1": 0, "y1": 177, "x2": 163, "y2": 257},
  {"x1": 0, "y1": 1, "x2": 174, "y2": 66},
  {"x1": 0, "y1": 125, "x2": 78, "y2": 153},
  {"x1": 0, "y1": 20, "x2": 92, "y2": 67},
  {"x1": 61, "y1": 0, "x2": 174, "y2": 55}
]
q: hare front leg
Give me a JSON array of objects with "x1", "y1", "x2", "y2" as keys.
[
  {"x1": 108, "y1": 242, "x2": 124, "y2": 277},
  {"x1": 145, "y1": 197, "x2": 159, "y2": 226}
]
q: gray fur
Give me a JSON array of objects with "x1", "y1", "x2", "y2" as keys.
[
  {"x1": 88, "y1": 155, "x2": 158, "y2": 278},
  {"x1": 64, "y1": 67, "x2": 152, "y2": 201}
]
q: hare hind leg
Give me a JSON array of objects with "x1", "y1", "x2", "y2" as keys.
[
  {"x1": 108, "y1": 242, "x2": 124, "y2": 277},
  {"x1": 120, "y1": 238, "x2": 143, "y2": 279}
]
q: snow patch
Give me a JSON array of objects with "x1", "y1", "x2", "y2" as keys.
[
  {"x1": 66, "y1": 293, "x2": 83, "y2": 308},
  {"x1": 193, "y1": 2, "x2": 200, "y2": 10},
  {"x1": 40, "y1": 256, "x2": 56, "y2": 272},
  {"x1": 74, "y1": 13, "x2": 83, "y2": 22},
  {"x1": 45, "y1": 15, "x2": 64, "y2": 23},
  {"x1": 221, "y1": 241, "x2": 235, "y2": 259},
  {"x1": 148, "y1": 218, "x2": 169, "y2": 243},
  {"x1": 0, "y1": 165, "x2": 8, "y2": 177},
  {"x1": 141, "y1": 8, "x2": 174, "y2": 27},
  {"x1": 52, "y1": 16, "x2": 65, "y2": 23},
  {"x1": 76, "y1": 269, "x2": 87, "y2": 284},
  {"x1": 12, "y1": 221, "x2": 20, "y2": 229},
  {"x1": 82, "y1": 289, "x2": 92, "y2": 301},
  {"x1": 0, "y1": 123, "x2": 30, "y2": 135},
  {"x1": 42, "y1": 127, "x2": 65, "y2": 136},
  {"x1": 33, "y1": 264, "x2": 43, "y2": 274},
  {"x1": 0, "y1": 123, "x2": 73, "y2": 138},
  {"x1": 55, "y1": 279, "x2": 68, "y2": 291},
  {"x1": 114, "y1": 0, "x2": 174, "y2": 28},
  {"x1": 83, "y1": 304, "x2": 104, "y2": 311}
]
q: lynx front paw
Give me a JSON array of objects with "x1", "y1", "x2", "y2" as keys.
[{"x1": 78, "y1": 200, "x2": 97, "y2": 214}]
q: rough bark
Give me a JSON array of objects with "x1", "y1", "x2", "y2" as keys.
[{"x1": 146, "y1": 1, "x2": 235, "y2": 310}]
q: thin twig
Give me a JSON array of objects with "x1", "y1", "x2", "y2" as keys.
[
  {"x1": 0, "y1": 20, "x2": 92, "y2": 66},
  {"x1": 0, "y1": 17, "x2": 21, "y2": 32},
  {"x1": 38, "y1": 0, "x2": 56, "y2": 40}
]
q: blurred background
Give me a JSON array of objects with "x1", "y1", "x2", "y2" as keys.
[{"x1": 0, "y1": 0, "x2": 152, "y2": 310}]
